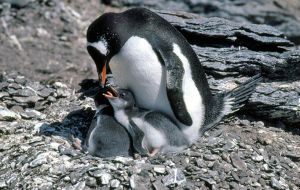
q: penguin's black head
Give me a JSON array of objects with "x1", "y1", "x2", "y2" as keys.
[{"x1": 86, "y1": 13, "x2": 121, "y2": 87}]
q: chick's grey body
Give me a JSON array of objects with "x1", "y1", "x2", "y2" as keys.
[
  {"x1": 106, "y1": 89, "x2": 189, "y2": 156},
  {"x1": 84, "y1": 93, "x2": 131, "y2": 157}
]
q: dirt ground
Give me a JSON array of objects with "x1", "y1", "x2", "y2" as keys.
[{"x1": 0, "y1": 0, "x2": 121, "y2": 88}]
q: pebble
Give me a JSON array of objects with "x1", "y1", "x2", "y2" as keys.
[
  {"x1": 21, "y1": 108, "x2": 45, "y2": 120},
  {"x1": 29, "y1": 153, "x2": 48, "y2": 167},
  {"x1": 0, "y1": 92, "x2": 9, "y2": 98},
  {"x1": 85, "y1": 177, "x2": 97, "y2": 187},
  {"x1": 162, "y1": 168, "x2": 186, "y2": 186},
  {"x1": 110, "y1": 179, "x2": 120, "y2": 188},
  {"x1": 114, "y1": 156, "x2": 133, "y2": 164},
  {"x1": 0, "y1": 180, "x2": 7, "y2": 188},
  {"x1": 153, "y1": 165, "x2": 166, "y2": 174},
  {"x1": 203, "y1": 154, "x2": 219, "y2": 161},
  {"x1": 251, "y1": 154, "x2": 264, "y2": 162},
  {"x1": 223, "y1": 139, "x2": 237, "y2": 151},
  {"x1": 0, "y1": 106, "x2": 20, "y2": 121},
  {"x1": 153, "y1": 180, "x2": 168, "y2": 190},
  {"x1": 33, "y1": 122, "x2": 52, "y2": 134},
  {"x1": 18, "y1": 88, "x2": 36, "y2": 97},
  {"x1": 99, "y1": 173, "x2": 112, "y2": 185},
  {"x1": 73, "y1": 181, "x2": 86, "y2": 190},
  {"x1": 230, "y1": 153, "x2": 247, "y2": 171},
  {"x1": 270, "y1": 177, "x2": 289, "y2": 190}
]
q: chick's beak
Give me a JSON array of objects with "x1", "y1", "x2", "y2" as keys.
[{"x1": 103, "y1": 86, "x2": 118, "y2": 99}]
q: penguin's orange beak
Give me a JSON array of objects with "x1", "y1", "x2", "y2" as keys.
[
  {"x1": 103, "y1": 87, "x2": 118, "y2": 99},
  {"x1": 99, "y1": 62, "x2": 107, "y2": 87}
]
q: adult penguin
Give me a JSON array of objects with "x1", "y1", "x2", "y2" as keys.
[{"x1": 86, "y1": 8, "x2": 261, "y2": 144}]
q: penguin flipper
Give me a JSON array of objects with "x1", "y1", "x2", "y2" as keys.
[
  {"x1": 128, "y1": 120, "x2": 148, "y2": 155},
  {"x1": 155, "y1": 49, "x2": 193, "y2": 126}
]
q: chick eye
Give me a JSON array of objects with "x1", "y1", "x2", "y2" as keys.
[{"x1": 120, "y1": 93, "x2": 125, "y2": 98}]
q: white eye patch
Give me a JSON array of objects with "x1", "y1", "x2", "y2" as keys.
[{"x1": 87, "y1": 39, "x2": 108, "y2": 55}]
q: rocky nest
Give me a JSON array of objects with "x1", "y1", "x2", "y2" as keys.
[
  {"x1": 1, "y1": 73, "x2": 299, "y2": 189},
  {"x1": 0, "y1": 0, "x2": 299, "y2": 189}
]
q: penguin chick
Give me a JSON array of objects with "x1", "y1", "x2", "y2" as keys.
[
  {"x1": 83, "y1": 91, "x2": 132, "y2": 157},
  {"x1": 103, "y1": 88, "x2": 189, "y2": 157}
]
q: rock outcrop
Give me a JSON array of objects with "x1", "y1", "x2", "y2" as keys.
[{"x1": 104, "y1": 0, "x2": 300, "y2": 45}]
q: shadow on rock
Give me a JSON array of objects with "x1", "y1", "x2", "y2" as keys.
[{"x1": 39, "y1": 108, "x2": 94, "y2": 143}]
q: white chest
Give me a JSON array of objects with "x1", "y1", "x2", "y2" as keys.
[{"x1": 109, "y1": 36, "x2": 174, "y2": 118}]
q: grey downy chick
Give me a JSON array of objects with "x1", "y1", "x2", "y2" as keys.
[
  {"x1": 83, "y1": 91, "x2": 132, "y2": 157},
  {"x1": 103, "y1": 88, "x2": 189, "y2": 157}
]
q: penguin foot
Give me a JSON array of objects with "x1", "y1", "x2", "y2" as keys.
[
  {"x1": 70, "y1": 135, "x2": 82, "y2": 150},
  {"x1": 148, "y1": 148, "x2": 160, "y2": 157}
]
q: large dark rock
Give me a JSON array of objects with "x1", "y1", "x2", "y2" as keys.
[
  {"x1": 155, "y1": 10, "x2": 300, "y2": 125},
  {"x1": 104, "y1": 0, "x2": 300, "y2": 45}
]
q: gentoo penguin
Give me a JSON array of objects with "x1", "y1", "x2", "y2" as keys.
[
  {"x1": 86, "y1": 8, "x2": 262, "y2": 144},
  {"x1": 103, "y1": 88, "x2": 189, "y2": 156},
  {"x1": 83, "y1": 90, "x2": 132, "y2": 157}
]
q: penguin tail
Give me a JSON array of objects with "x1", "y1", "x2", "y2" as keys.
[
  {"x1": 223, "y1": 74, "x2": 262, "y2": 115},
  {"x1": 200, "y1": 74, "x2": 262, "y2": 135}
]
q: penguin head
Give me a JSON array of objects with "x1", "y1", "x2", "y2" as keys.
[
  {"x1": 103, "y1": 88, "x2": 135, "y2": 110},
  {"x1": 86, "y1": 13, "x2": 122, "y2": 87}
]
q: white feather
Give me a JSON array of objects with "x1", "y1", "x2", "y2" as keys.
[
  {"x1": 87, "y1": 38, "x2": 108, "y2": 55},
  {"x1": 109, "y1": 36, "x2": 175, "y2": 120}
]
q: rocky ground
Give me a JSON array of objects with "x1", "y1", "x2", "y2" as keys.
[{"x1": 0, "y1": 0, "x2": 299, "y2": 189}]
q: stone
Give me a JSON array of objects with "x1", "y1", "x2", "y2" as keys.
[
  {"x1": 13, "y1": 96, "x2": 42, "y2": 104},
  {"x1": 38, "y1": 88, "x2": 54, "y2": 98},
  {"x1": 53, "y1": 82, "x2": 68, "y2": 89},
  {"x1": 8, "y1": 83, "x2": 21, "y2": 89},
  {"x1": 14, "y1": 76, "x2": 26, "y2": 84},
  {"x1": 162, "y1": 168, "x2": 186, "y2": 186},
  {"x1": 91, "y1": 172, "x2": 111, "y2": 185},
  {"x1": 129, "y1": 174, "x2": 149, "y2": 190},
  {"x1": 113, "y1": 156, "x2": 133, "y2": 164},
  {"x1": 56, "y1": 88, "x2": 71, "y2": 98},
  {"x1": 203, "y1": 154, "x2": 219, "y2": 161},
  {"x1": 29, "y1": 153, "x2": 48, "y2": 167},
  {"x1": 251, "y1": 154, "x2": 264, "y2": 162},
  {"x1": 21, "y1": 108, "x2": 45, "y2": 120},
  {"x1": 27, "y1": 82, "x2": 44, "y2": 91},
  {"x1": 153, "y1": 165, "x2": 166, "y2": 174},
  {"x1": 33, "y1": 122, "x2": 53, "y2": 134},
  {"x1": 58, "y1": 145, "x2": 77, "y2": 157},
  {"x1": 270, "y1": 177, "x2": 289, "y2": 190},
  {"x1": 110, "y1": 179, "x2": 120, "y2": 188},
  {"x1": 231, "y1": 153, "x2": 247, "y2": 171},
  {"x1": 47, "y1": 96, "x2": 56, "y2": 102},
  {"x1": 85, "y1": 177, "x2": 97, "y2": 187},
  {"x1": 223, "y1": 139, "x2": 237, "y2": 151},
  {"x1": 73, "y1": 181, "x2": 86, "y2": 190},
  {"x1": 17, "y1": 88, "x2": 36, "y2": 97},
  {"x1": 153, "y1": 180, "x2": 168, "y2": 190},
  {"x1": 0, "y1": 106, "x2": 20, "y2": 121},
  {"x1": 0, "y1": 92, "x2": 9, "y2": 99},
  {"x1": 0, "y1": 180, "x2": 7, "y2": 188}
]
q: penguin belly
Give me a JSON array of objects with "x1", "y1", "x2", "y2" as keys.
[
  {"x1": 110, "y1": 36, "x2": 175, "y2": 120},
  {"x1": 110, "y1": 36, "x2": 204, "y2": 143}
]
